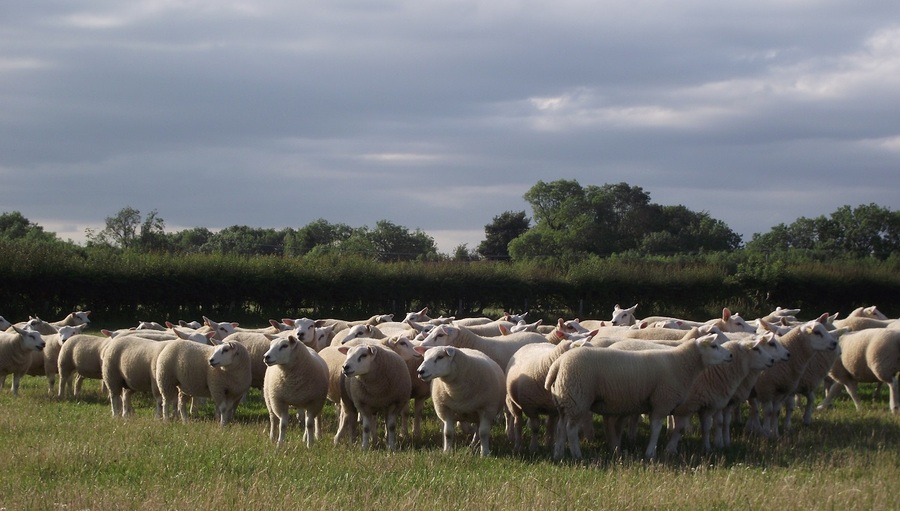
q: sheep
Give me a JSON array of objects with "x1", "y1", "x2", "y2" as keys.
[
  {"x1": 416, "y1": 345, "x2": 506, "y2": 456},
  {"x1": 791, "y1": 329, "x2": 847, "y2": 427},
  {"x1": 418, "y1": 325, "x2": 548, "y2": 373},
  {"x1": 545, "y1": 332, "x2": 731, "y2": 460},
  {"x1": 609, "y1": 304, "x2": 640, "y2": 326},
  {"x1": 746, "y1": 315, "x2": 842, "y2": 438},
  {"x1": 51, "y1": 310, "x2": 92, "y2": 328},
  {"x1": 449, "y1": 319, "x2": 516, "y2": 337},
  {"x1": 332, "y1": 336, "x2": 431, "y2": 441},
  {"x1": 663, "y1": 336, "x2": 777, "y2": 454},
  {"x1": 505, "y1": 340, "x2": 579, "y2": 453},
  {"x1": 155, "y1": 338, "x2": 252, "y2": 425},
  {"x1": 818, "y1": 328, "x2": 900, "y2": 413},
  {"x1": 220, "y1": 331, "x2": 277, "y2": 390},
  {"x1": 101, "y1": 335, "x2": 174, "y2": 417},
  {"x1": 317, "y1": 345, "x2": 355, "y2": 443},
  {"x1": 57, "y1": 333, "x2": 111, "y2": 398},
  {"x1": 713, "y1": 332, "x2": 791, "y2": 448},
  {"x1": 0, "y1": 326, "x2": 47, "y2": 396},
  {"x1": 335, "y1": 343, "x2": 411, "y2": 451},
  {"x1": 330, "y1": 324, "x2": 388, "y2": 346},
  {"x1": 201, "y1": 316, "x2": 240, "y2": 340},
  {"x1": 262, "y1": 335, "x2": 330, "y2": 446},
  {"x1": 26, "y1": 324, "x2": 86, "y2": 394}
]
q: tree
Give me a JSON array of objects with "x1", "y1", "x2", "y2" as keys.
[
  {"x1": 285, "y1": 218, "x2": 354, "y2": 256},
  {"x1": 0, "y1": 211, "x2": 58, "y2": 243},
  {"x1": 86, "y1": 206, "x2": 143, "y2": 249},
  {"x1": 477, "y1": 210, "x2": 530, "y2": 260},
  {"x1": 368, "y1": 220, "x2": 438, "y2": 261}
]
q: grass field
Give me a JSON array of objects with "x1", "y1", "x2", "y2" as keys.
[{"x1": 1, "y1": 375, "x2": 898, "y2": 511}]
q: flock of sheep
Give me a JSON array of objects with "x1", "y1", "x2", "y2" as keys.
[{"x1": 1, "y1": 302, "x2": 898, "y2": 460}]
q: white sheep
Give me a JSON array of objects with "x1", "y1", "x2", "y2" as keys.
[
  {"x1": 505, "y1": 340, "x2": 579, "y2": 453},
  {"x1": 101, "y1": 334, "x2": 174, "y2": 417},
  {"x1": 201, "y1": 316, "x2": 240, "y2": 340},
  {"x1": 51, "y1": 310, "x2": 92, "y2": 328},
  {"x1": 26, "y1": 324, "x2": 86, "y2": 394},
  {"x1": 416, "y1": 345, "x2": 506, "y2": 456},
  {"x1": 0, "y1": 326, "x2": 47, "y2": 396},
  {"x1": 819, "y1": 328, "x2": 900, "y2": 413},
  {"x1": 663, "y1": 336, "x2": 777, "y2": 454},
  {"x1": 545, "y1": 332, "x2": 731, "y2": 460},
  {"x1": 330, "y1": 324, "x2": 388, "y2": 346},
  {"x1": 57, "y1": 333, "x2": 111, "y2": 398},
  {"x1": 262, "y1": 335, "x2": 330, "y2": 446},
  {"x1": 418, "y1": 325, "x2": 548, "y2": 373},
  {"x1": 335, "y1": 343, "x2": 412, "y2": 450},
  {"x1": 155, "y1": 338, "x2": 252, "y2": 425},
  {"x1": 450, "y1": 319, "x2": 516, "y2": 337},
  {"x1": 746, "y1": 315, "x2": 842, "y2": 438},
  {"x1": 220, "y1": 331, "x2": 277, "y2": 390}
]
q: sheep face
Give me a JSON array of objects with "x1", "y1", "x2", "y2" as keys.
[
  {"x1": 746, "y1": 337, "x2": 777, "y2": 369},
  {"x1": 204, "y1": 317, "x2": 238, "y2": 340},
  {"x1": 70, "y1": 311, "x2": 91, "y2": 326},
  {"x1": 610, "y1": 304, "x2": 638, "y2": 326},
  {"x1": 174, "y1": 328, "x2": 215, "y2": 344},
  {"x1": 757, "y1": 332, "x2": 790, "y2": 362},
  {"x1": 264, "y1": 336, "x2": 298, "y2": 366},
  {"x1": 419, "y1": 326, "x2": 460, "y2": 348},
  {"x1": 136, "y1": 321, "x2": 165, "y2": 331},
  {"x1": 313, "y1": 325, "x2": 335, "y2": 350},
  {"x1": 57, "y1": 325, "x2": 83, "y2": 344},
  {"x1": 13, "y1": 326, "x2": 46, "y2": 352},
  {"x1": 209, "y1": 341, "x2": 241, "y2": 368},
  {"x1": 285, "y1": 318, "x2": 316, "y2": 346},
  {"x1": 695, "y1": 334, "x2": 732, "y2": 366},
  {"x1": 562, "y1": 319, "x2": 592, "y2": 334},
  {"x1": 339, "y1": 345, "x2": 378, "y2": 377},
  {"x1": 402, "y1": 307, "x2": 429, "y2": 324},
  {"x1": 179, "y1": 319, "x2": 203, "y2": 329},
  {"x1": 341, "y1": 324, "x2": 373, "y2": 344},
  {"x1": 803, "y1": 321, "x2": 840, "y2": 352},
  {"x1": 416, "y1": 346, "x2": 456, "y2": 382},
  {"x1": 24, "y1": 316, "x2": 51, "y2": 331},
  {"x1": 383, "y1": 337, "x2": 422, "y2": 362}
]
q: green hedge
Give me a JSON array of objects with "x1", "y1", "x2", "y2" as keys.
[{"x1": 2, "y1": 240, "x2": 898, "y2": 328}]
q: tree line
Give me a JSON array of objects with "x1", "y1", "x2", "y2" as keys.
[{"x1": 3, "y1": 179, "x2": 899, "y2": 261}]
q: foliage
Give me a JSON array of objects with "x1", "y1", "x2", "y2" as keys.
[
  {"x1": 0, "y1": 211, "x2": 59, "y2": 243},
  {"x1": 477, "y1": 210, "x2": 531, "y2": 260}
]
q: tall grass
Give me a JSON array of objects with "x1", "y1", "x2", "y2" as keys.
[{"x1": 2, "y1": 376, "x2": 898, "y2": 510}]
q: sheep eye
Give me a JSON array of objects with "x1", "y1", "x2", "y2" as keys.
[{"x1": 752, "y1": 347, "x2": 760, "y2": 351}]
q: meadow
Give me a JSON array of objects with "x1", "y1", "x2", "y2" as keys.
[{"x1": 1, "y1": 371, "x2": 898, "y2": 511}]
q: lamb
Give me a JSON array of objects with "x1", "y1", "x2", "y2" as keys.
[
  {"x1": 746, "y1": 315, "x2": 842, "y2": 438},
  {"x1": 262, "y1": 335, "x2": 330, "y2": 446},
  {"x1": 51, "y1": 310, "x2": 92, "y2": 328},
  {"x1": 335, "y1": 343, "x2": 412, "y2": 450},
  {"x1": 663, "y1": 336, "x2": 777, "y2": 454},
  {"x1": 714, "y1": 333, "x2": 791, "y2": 448},
  {"x1": 416, "y1": 345, "x2": 506, "y2": 456},
  {"x1": 418, "y1": 325, "x2": 548, "y2": 373},
  {"x1": 330, "y1": 324, "x2": 388, "y2": 346},
  {"x1": 545, "y1": 332, "x2": 731, "y2": 460},
  {"x1": 220, "y1": 331, "x2": 277, "y2": 390},
  {"x1": 0, "y1": 326, "x2": 47, "y2": 396},
  {"x1": 26, "y1": 324, "x2": 86, "y2": 394},
  {"x1": 101, "y1": 334, "x2": 174, "y2": 417},
  {"x1": 57, "y1": 333, "x2": 111, "y2": 398},
  {"x1": 505, "y1": 340, "x2": 579, "y2": 453},
  {"x1": 818, "y1": 328, "x2": 900, "y2": 413},
  {"x1": 155, "y1": 338, "x2": 252, "y2": 425}
]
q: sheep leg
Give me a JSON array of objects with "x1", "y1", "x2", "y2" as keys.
[
  {"x1": 413, "y1": 398, "x2": 425, "y2": 440},
  {"x1": 360, "y1": 411, "x2": 376, "y2": 450},
  {"x1": 123, "y1": 389, "x2": 136, "y2": 417},
  {"x1": 477, "y1": 412, "x2": 493, "y2": 456},
  {"x1": 386, "y1": 410, "x2": 398, "y2": 451},
  {"x1": 442, "y1": 414, "x2": 457, "y2": 453},
  {"x1": 304, "y1": 411, "x2": 317, "y2": 448},
  {"x1": 644, "y1": 415, "x2": 664, "y2": 460},
  {"x1": 603, "y1": 415, "x2": 622, "y2": 458},
  {"x1": 552, "y1": 412, "x2": 567, "y2": 460},
  {"x1": 73, "y1": 374, "x2": 83, "y2": 397},
  {"x1": 700, "y1": 410, "x2": 714, "y2": 453},
  {"x1": 844, "y1": 382, "x2": 864, "y2": 411},
  {"x1": 267, "y1": 408, "x2": 280, "y2": 443},
  {"x1": 744, "y1": 398, "x2": 760, "y2": 435},
  {"x1": 889, "y1": 375, "x2": 899, "y2": 414},
  {"x1": 177, "y1": 393, "x2": 191, "y2": 422},
  {"x1": 12, "y1": 373, "x2": 22, "y2": 397},
  {"x1": 334, "y1": 407, "x2": 357, "y2": 445},
  {"x1": 721, "y1": 406, "x2": 734, "y2": 447},
  {"x1": 108, "y1": 387, "x2": 123, "y2": 417},
  {"x1": 801, "y1": 390, "x2": 816, "y2": 426},
  {"x1": 818, "y1": 381, "x2": 844, "y2": 410},
  {"x1": 544, "y1": 415, "x2": 559, "y2": 451},
  {"x1": 664, "y1": 415, "x2": 687, "y2": 455}
]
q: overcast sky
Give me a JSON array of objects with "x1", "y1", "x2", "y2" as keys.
[{"x1": 3, "y1": 1, "x2": 900, "y2": 253}]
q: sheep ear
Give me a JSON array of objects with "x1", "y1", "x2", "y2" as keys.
[
  {"x1": 815, "y1": 313, "x2": 829, "y2": 324},
  {"x1": 337, "y1": 346, "x2": 349, "y2": 355},
  {"x1": 209, "y1": 336, "x2": 222, "y2": 346},
  {"x1": 414, "y1": 346, "x2": 428, "y2": 355},
  {"x1": 722, "y1": 308, "x2": 732, "y2": 320},
  {"x1": 444, "y1": 346, "x2": 456, "y2": 357},
  {"x1": 287, "y1": 335, "x2": 298, "y2": 346},
  {"x1": 367, "y1": 346, "x2": 378, "y2": 356},
  {"x1": 264, "y1": 333, "x2": 278, "y2": 340},
  {"x1": 498, "y1": 324, "x2": 510, "y2": 336}
]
